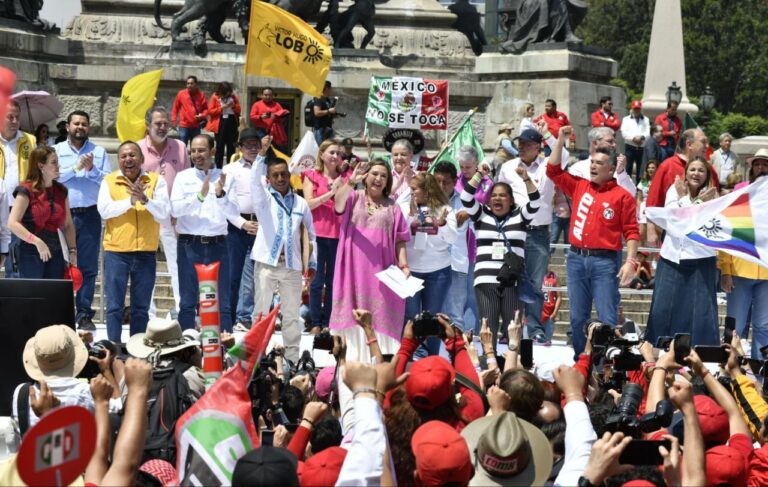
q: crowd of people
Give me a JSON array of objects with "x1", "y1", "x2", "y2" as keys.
[{"x1": 2, "y1": 74, "x2": 768, "y2": 486}]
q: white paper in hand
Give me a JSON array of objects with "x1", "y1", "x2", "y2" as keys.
[{"x1": 375, "y1": 265, "x2": 424, "y2": 299}]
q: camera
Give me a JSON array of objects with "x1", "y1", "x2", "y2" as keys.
[
  {"x1": 78, "y1": 340, "x2": 117, "y2": 379},
  {"x1": 313, "y1": 329, "x2": 334, "y2": 351},
  {"x1": 413, "y1": 311, "x2": 442, "y2": 337},
  {"x1": 604, "y1": 383, "x2": 674, "y2": 437}
]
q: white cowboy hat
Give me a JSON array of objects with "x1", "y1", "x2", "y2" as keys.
[
  {"x1": 746, "y1": 148, "x2": 768, "y2": 165},
  {"x1": 23, "y1": 325, "x2": 88, "y2": 382},
  {"x1": 127, "y1": 318, "x2": 200, "y2": 359}
]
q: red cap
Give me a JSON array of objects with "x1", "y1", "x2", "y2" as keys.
[
  {"x1": 298, "y1": 446, "x2": 347, "y2": 487},
  {"x1": 631, "y1": 100, "x2": 642, "y2": 109},
  {"x1": 139, "y1": 460, "x2": 178, "y2": 487},
  {"x1": 694, "y1": 395, "x2": 729, "y2": 444},
  {"x1": 706, "y1": 445, "x2": 748, "y2": 486},
  {"x1": 405, "y1": 356, "x2": 456, "y2": 411},
  {"x1": 412, "y1": 421, "x2": 474, "y2": 486},
  {"x1": 621, "y1": 481, "x2": 656, "y2": 487},
  {"x1": 63, "y1": 265, "x2": 84, "y2": 293}
]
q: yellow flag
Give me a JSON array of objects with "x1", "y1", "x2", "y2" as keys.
[
  {"x1": 116, "y1": 69, "x2": 163, "y2": 142},
  {"x1": 245, "y1": 1, "x2": 331, "y2": 97}
]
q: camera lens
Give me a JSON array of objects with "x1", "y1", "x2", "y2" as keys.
[{"x1": 616, "y1": 382, "x2": 642, "y2": 417}]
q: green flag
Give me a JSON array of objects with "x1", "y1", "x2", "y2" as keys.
[
  {"x1": 683, "y1": 112, "x2": 699, "y2": 130},
  {"x1": 428, "y1": 116, "x2": 484, "y2": 173}
]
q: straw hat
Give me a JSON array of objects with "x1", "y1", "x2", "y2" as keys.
[
  {"x1": 23, "y1": 325, "x2": 88, "y2": 381},
  {"x1": 746, "y1": 148, "x2": 768, "y2": 165},
  {"x1": 461, "y1": 412, "x2": 552, "y2": 486},
  {"x1": 127, "y1": 318, "x2": 199, "y2": 359}
]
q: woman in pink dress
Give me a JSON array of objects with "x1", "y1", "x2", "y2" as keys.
[
  {"x1": 330, "y1": 159, "x2": 411, "y2": 361},
  {"x1": 302, "y1": 139, "x2": 349, "y2": 333}
]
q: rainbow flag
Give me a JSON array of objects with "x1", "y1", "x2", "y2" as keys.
[{"x1": 646, "y1": 176, "x2": 768, "y2": 266}]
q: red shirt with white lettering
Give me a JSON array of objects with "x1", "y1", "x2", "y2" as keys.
[
  {"x1": 546, "y1": 163, "x2": 639, "y2": 250},
  {"x1": 590, "y1": 109, "x2": 621, "y2": 131},
  {"x1": 645, "y1": 153, "x2": 720, "y2": 208}
]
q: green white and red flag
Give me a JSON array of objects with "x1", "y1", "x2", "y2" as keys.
[{"x1": 365, "y1": 76, "x2": 448, "y2": 130}]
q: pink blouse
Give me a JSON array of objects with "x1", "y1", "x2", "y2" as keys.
[{"x1": 304, "y1": 168, "x2": 349, "y2": 239}]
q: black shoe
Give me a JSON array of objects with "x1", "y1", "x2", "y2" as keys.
[{"x1": 78, "y1": 316, "x2": 96, "y2": 331}]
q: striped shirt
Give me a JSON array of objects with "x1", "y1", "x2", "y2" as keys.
[{"x1": 461, "y1": 182, "x2": 540, "y2": 286}]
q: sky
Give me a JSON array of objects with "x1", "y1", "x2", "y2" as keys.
[{"x1": 40, "y1": 0, "x2": 82, "y2": 30}]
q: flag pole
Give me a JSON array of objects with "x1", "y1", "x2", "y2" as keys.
[{"x1": 431, "y1": 107, "x2": 477, "y2": 165}]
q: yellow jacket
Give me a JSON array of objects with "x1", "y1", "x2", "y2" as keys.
[
  {"x1": 718, "y1": 251, "x2": 768, "y2": 280},
  {"x1": 102, "y1": 172, "x2": 162, "y2": 252},
  {"x1": 0, "y1": 131, "x2": 36, "y2": 180},
  {"x1": 731, "y1": 374, "x2": 768, "y2": 440}
]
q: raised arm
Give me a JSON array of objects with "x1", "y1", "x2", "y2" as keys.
[{"x1": 335, "y1": 161, "x2": 367, "y2": 214}]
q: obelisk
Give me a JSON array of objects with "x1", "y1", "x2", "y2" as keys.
[{"x1": 641, "y1": 0, "x2": 698, "y2": 117}]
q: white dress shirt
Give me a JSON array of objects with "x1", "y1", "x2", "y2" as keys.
[
  {"x1": 568, "y1": 157, "x2": 637, "y2": 197},
  {"x1": 448, "y1": 190, "x2": 470, "y2": 273},
  {"x1": 336, "y1": 397, "x2": 386, "y2": 486},
  {"x1": 250, "y1": 157, "x2": 317, "y2": 271},
  {"x1": 1, "y1": 131, "x2": 21, "y2": 206},
  {"x1": 398, "y1": 202, "x2": 458, "y2": 273},
  {"x1": 620, "y1": 114, "x2": 651, "y2": 147},
  {"x1": 660, "y1": 185, "x2": 716, "y2": 263},
  {"x1": 170, "y1": 166, "x2": 239, "y2": 236},
  {"x1": 222, "y1": 157, "x2": 256, "y2": 229},
  {"x1": 554, "y1": 401, "x2": 597, "y2": 487},
  {"x1": 97, "y1": 170, "x2": 171, "y2": 225},
  {"x1": 497, "y1": 134, "x2": 567, "y2": 226},
  {"x1": 0, "y1": 180, "x2": 10, "y2": 253}
]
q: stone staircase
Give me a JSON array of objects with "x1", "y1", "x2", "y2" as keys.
[{"x1": 87, "y1": 248, "x2": 728, "y2": 339}]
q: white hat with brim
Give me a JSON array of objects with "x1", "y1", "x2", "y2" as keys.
[
  {"x1": 746, "y1": 148, "x2": 768, "y2": 165},
  {"x1": 23, "y1": 325, "x2": 88, "y2": 382},
  {"x1": 127, "y1": 318, "x2": 199, "y2": 359},
  {"x1": 461, "y1": 412, "x2": 553, "y2": 486}
]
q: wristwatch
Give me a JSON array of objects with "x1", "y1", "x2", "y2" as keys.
[
  {"x1": 508, "y1": 343, "x2": 519, "y2": 352},
  {"x1": 577, "y1": 476, "x2": 599, "y2": 487}
]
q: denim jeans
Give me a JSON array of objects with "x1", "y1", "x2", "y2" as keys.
[
  {"x1": 310, "y1": 237, "x2": 339, "y2": 328},
  {"x1": 104, "y1": 251, "x2": 156, "y2": 342},
  {"x1": 177, "y1": 237, "x2": 232, "y2": 332},
  {"x1": 446, "y1": 264, "x2": 480, "y2": 334},
  {"x1": 645, "y1": 257, "x2": 719, "y2": 347},
  {"x1": 15, "y1": 240, "x2": 66, "y2": 279},
  {"x1": 625, "y1": 145, "x2": 644, "y2": 182},
  {"x1": 549, "y1": 217, "x2": 570, "y2": 254},
  {"x1": 226, "y1": 223, "x2": 255, "y2": 325},
  {"x1": 524, "y1": 227, "x2": 551, "y2": 338},
  {"x1": 236, "y1": 257, "x2": 256, "y2": 324},
  {"x1": 178, "y1": 127, "x2": 201, "y2": 146},
  {"x1": 566, "y1": 250, "x2": 621, "y2": 356},
  {"x1": 4, "y1": 233, "x2": 19, "y2": 277},
  {"x1": 314, "y1": 127, "x2": 334, "y2": 146},
  {"x1": 728, "y1": 277, "x2": 768, "y2": 358},
  {"x1": 72, "y1": 206, "x2": 101, "y2": 322},
  {"x1": 405, "y1": 266, "x2": 452, "y2": 357}
]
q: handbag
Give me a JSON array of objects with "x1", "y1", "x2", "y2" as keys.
[
  {"x1": 192, "y1": 93, "x2": 207, "y2": 129},
  {"x1": 495, "y1": 215, "x2": 525, "y2": 287}
]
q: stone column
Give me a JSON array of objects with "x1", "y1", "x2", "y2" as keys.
[{"x1": 641, "y1": 0, "x2": 698, "y2": 118}]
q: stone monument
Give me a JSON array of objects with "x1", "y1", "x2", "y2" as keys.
[
  {"x1": 641, "y1": 0, "x2": 697, "y2": 117},
  {"x1": 0, "y1": 0, "x2": 623, "y2": 151}
]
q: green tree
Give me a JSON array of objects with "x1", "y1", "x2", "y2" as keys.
[{"x1": 577, "y1": 0, "x2": 768, "y2": 117}]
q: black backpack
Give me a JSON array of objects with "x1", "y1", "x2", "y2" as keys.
[
  {"x1": 142, "y1": 360, "x2": 195, "y2": 463},
  {"x1": 304, "y1": 98, "x2": 316, "y2": 127}
]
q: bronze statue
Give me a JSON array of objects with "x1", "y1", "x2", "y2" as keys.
[
  {"x1": 332, "y1": 0, "x2": 377, "y2": 49},
  {"x1": 498, "y1": 0, "x2": 587, "y2": 54},
  {"x1": 154, "y1": 0, "x2": 328, "y2": 55},
  {"x1": 1, "y1": 0, "x2": 55, "y2": 30},
  {"x1": 448, "y1": 0, "x2": 487, "y2": 56}
]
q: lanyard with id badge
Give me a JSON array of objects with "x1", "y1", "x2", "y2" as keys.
[{"x1": 492, "y1": 215, "x2": 511, "y2": 259}]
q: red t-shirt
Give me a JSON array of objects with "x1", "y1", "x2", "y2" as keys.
[
  {"x1": 14, "y1": 181, "x2": 68, "y2": 234},
  {"x1": 541, "y1": 274, "x2": 558, "y2": 321},
  {"x1": 534, "y1": 111, "x2": 571, "y2": 138},
  {"x1": 546, "y1": 163, "x2": 640, "y2": 250},
  {"x1": 645, "y1": 154, "x2": 720, "y2": 208},
  {"x1": 591, "y1": 109, "x2": 621, "y2": 131}
]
